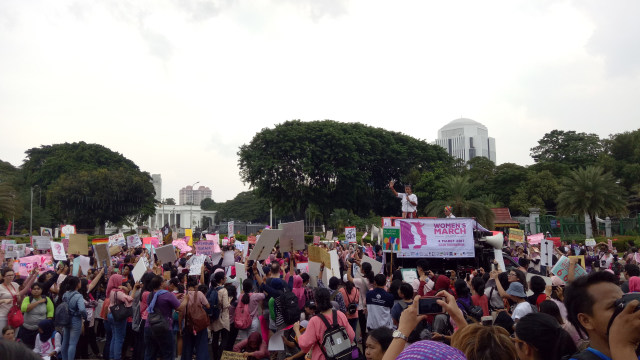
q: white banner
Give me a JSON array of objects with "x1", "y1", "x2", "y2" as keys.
[
  {"x1": 397, "y1": 218, "x2": 475, "y2": 258},
  {"x1": 540, "y1": 239, "x2": 554, "y2": 267}
]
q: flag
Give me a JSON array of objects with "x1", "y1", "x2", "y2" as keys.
[{"x1": 5, "y1": 221, "x2": 11, "y2": 236}]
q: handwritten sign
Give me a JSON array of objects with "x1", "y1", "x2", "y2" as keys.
[
  {"x1": 18, "y1": 255, "x2": 55, "y2": 276},
  {"x1": 361, "y1": 255, "x2": 383, "y2": 274},
  {"x1": 325, "y1": 231, "x2": 333, "y2": 241},
  {"x1": 401, "y1": 268, "x2": 418, "y2": 283},
  {"x1": 72, "y1": 255, "x2": 90, "y2": 276},
  {"x1": 280, "y1": 220, "x2": 305, "y2": 253},
  {"x1": 195, "y1": 240, "x2": 216, "y2": 256},
  {"x1": 249, "y1": 229, "x2": 282, "y2": 261},
  {"x1": 227, "y1": 222, "x2": 234, "y2": 238},
  {"x1": 127, "y1": 235, "x2": 142, "y2": 248},
  {"x1": 108, "y1": 233, "x2": 126, "y2": 247},
  {"x1": 60, "y1": 224, "x2": 76, "y2": 238},
  {"x1": 51, "y1": 241, "x2": 67, "y2": 261},
  {"x1": 33, "y1": 236, "x2": 51, "y2": 250},
  {"x1": 143, "y1": 237, "x2": 160, "y2": 247},
  {"x1": 527, "y1": 233, "x2": 544, "y2": 244},
  {"x1": 585, "y1": 238, "x2": 596, "y2": 247},
  {"x1": 509, "y1": 228, "x2": 524, "y2": 243},
  {"x1": 222, "y1": 250, "x2": 235, "y2": 267},
  {"x1": 345, "y1": 227, "x2": 357, "y2": 244},
  {"x1": 189, "y1": 255, "x2": 206, "y2": 275},
  {"x1": 40, "y1": 227, "x2": 53, "y2": 238},
  {"x1": 221, "y1": 351, "x2": 245, "y2": 360},
  {"x1": 132, "y1": 257, "x2": 148, "y2": 282},
  {"x1": 93, "y1": 243, "x2": 111, "y2": 266},
  {"x1": 308, "y1": 246, "x2": 330, "y2": 266},
  {"x1": 551, "y1": 255, "x2": 587, "y2": 283}
]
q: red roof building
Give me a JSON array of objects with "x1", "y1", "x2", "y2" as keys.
[{"x1": 491, "y1": 208, "x2": 521, "y2": 228}]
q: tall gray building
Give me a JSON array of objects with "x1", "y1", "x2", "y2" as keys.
[
  {"x1": 179, "y1": 185, "x2": 212, "y2": 205},
  {"x1": 151, "y1": 174, "x2": 162, "y2": 202},
  {"x1": 433, "y1": 118, "x2": 496, "y2": 163}
]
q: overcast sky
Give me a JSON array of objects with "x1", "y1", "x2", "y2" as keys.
[{"x1": 1, "y1": 0, "x2": 639, "y2": 202}]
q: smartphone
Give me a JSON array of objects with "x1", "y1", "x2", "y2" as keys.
[{"x1": 418, "y1": 296, "x2": 444, "y2": 315}]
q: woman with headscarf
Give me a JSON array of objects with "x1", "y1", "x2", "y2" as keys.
[
  {"x1": 233, "y1": 331, "x2": 268, "y2": 360},
  {"x1": 33, "y1": 319, "x2": 62, "y2": 360},
  {"x1": 628, "y1": 276, "x2": 640, "y2": 293},
  {"x1": 106, "y1": 274, "x2": 134, "y2": 360},
  {"x1": 286, "y1": 257, "x2": 306, "y2": 310}
]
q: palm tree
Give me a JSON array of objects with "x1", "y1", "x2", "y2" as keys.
[
  {"x1": 556, "y1": 166, "x2": 627, "y2": 234},
  {"x1": 424, "y1": 175, "x2": 495, "y2": 229}
]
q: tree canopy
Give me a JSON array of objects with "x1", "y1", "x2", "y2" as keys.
[
  {"x1": 530, "y1": 130, "x2": 603, "y2": 167},
  {"x1": 238, "y1": 120, "x2": 452, "y2": 222}
]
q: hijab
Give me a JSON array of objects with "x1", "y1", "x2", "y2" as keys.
[
  {"x1": 292, "y1": 275, "x2": 305, "y2": 309},
  {"x1": 427, "y1": 275, "x2": 451, "y2": 296},
  {"x1": 38, "y1": 319, "x2": 55, "y2": 342},
  {"x1": 106, "y1": 274, "x2": 123, "y2": 297},
  {"x1": 246, "y1": 332, "x2": 262, "y2": 352},
  {"x1": 396, "y1": 340, "x2": 466, "y2": 360},
  {"x1": 629, "y1": 276, "x2": 640, "y2": 293}
]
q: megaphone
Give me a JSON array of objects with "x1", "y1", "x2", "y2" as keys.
[{"x1": 482, "y1": 231, "x2": 504, "y2": 250}]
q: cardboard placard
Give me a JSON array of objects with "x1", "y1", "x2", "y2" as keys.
[
  {"x1": 493, "y1": 249, "x2": 506, "y2": 272},
  {"x1": 156, "y1": 244, "x2": 177, "y2": 264},
  {"x1": 68, "y1": 234, "x2": 88, "y2": 255},
  {"x1": 569, "y1": 255, "x2": 586, "y2": 269},
  {"x1": 93, "y1": 243, "x2": 111, "y2": 266},
  {"x1": 308, "y1": 246, "x2": 331, "y2": 266},
  {"x1": 249, "y1": 229, "x2": 282, "y2": 261},
  {"x1": 325, "y1": 231, "x2": 333, "y2": 241},
  {"x1": 280, "y1": 220, "x2": 305, "y2": 253},
  {"x1": 221, "y1": 351, "x2": 245, "y2": 360},
  {"x1": 195, "y1": 240, "x2": 216, "y2": 256},
  {"x1": 109, "y1": 246, "x2": 122, "y2": 256},
  {"x1": 51, "y1": 242, "x2": 67, "y2": 261}
]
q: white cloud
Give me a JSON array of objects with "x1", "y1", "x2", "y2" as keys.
[{"x1": 1, "y1": 0, "x2": 638, "y2": 202}]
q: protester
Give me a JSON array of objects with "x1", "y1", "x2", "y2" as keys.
[
  {"x1": 144, "y1": 274, "x2": 181, "y2": 360},
  {"x1": 232, "y1": 331, "x2": 269, "y2": 359},
  {"x1": 537, "y1": 300, "x2": 582, "y2": 347},
  {"x1": 33, "y1": 319, "x2": 61, "y2": 360},
  {"x1": 0, "y1": 267, "x2": 37, "y2": 330},
  {"x1": 513, "y1": 313, "x2": 577, "y2": 360},
  {"x1": 106, "y1": 274, "x2": 133, "y2": 360},
  {"x1": 365, "y1": 327, "x2": 393, "y2": 360},
  {"x1": 450, "y1": 323, "x2": 517, "y2": 360},
  {"x1": 180, "y1": 276, "x2": 210, "y2": 360},
  {"x1": 2, "y1": 325, "x2": 14, "y2": 340},
  {"x1": 366, "y1": 274, "x2": 394, "y2": 330},
  {"x1": 210, "y1": 270, "x2": 230, "y2": 360},
  {"x1": 17, "y1": 282, "x2": 53, "y2": 348},
  {"x1": 60, "y1": 275, "x2": 86, "y2": 360}
]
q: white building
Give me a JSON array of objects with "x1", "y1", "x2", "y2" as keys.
[
  {"x1": 148, "y1": 204, "x2": 217, "y2": 230},
  {"x1": 179, "y1": 185, "x2": 212, "y2": 205},
  {"x1": 433, "y1": 118, "x2": 496, "y2": 163}
]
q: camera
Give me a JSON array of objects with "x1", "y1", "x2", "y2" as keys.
[
  {"x1": 348, "y1": 258, "x2": 356, "y2": 263},
  {"x1": 418, "y1": 296, "x2": 444, "y2": 315}
]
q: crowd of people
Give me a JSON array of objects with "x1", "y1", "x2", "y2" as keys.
[{"x1": 1, "y1": 231, "x2": 640, "y2": 360}]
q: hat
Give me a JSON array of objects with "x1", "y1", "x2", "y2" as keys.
[
  {"x1": 444, "y1": 206, "x2": 453, "y2": 212},
  {"x1": 396, "y1": 340, "x2": 466, "y2": 360},
  {"x1": 506, "y1": 282, "x2": 527, "y2": 298}
]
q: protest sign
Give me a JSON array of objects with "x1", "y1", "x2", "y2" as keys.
[
  {"x1": 397, "y1": 218, "x2": 475, "y2": 258},
  {"x1": 249, "y1": 229, "x2": 282, "y2": 261},
  {"x1": 221, "y1": 351, "x2": 245, "y2": 360},
  {"x1": 51, "y1": 242, "x2": 67, "y2": 261},
  {"x1": 73, "y1": 256, "x2": 90, "y2": 276},
  {"x1": 189, "y1": 255, "x2": 206, "y2": 275},
  {"x1": 242, "y1": 241, "x2": 249, "y2": 258},
  {"x1": 17, "y1": 255, "x2": 55, "y2": 276},
  {"x1": 382, "y1": 227, "x2": 400, "y2": 252},
  {"x1": 509, "y1": 228, "x2": 524, "y2": 243},
  {"x1": 143, "y1": 237, "x2": 160, "y2": 247},
  {"x1": 296, "y1": 262, "x2": 308, "y2": 273},
  {"x1": 93, "y1": 243, "x2": 111, "y2": 266},
  {"x1": 127, "y1": 235, "x2": 142, "y2": 248},
  {"x1": 195, "y1": 240, "x2": 216, "y2": 256},
  {"x1": 1, "y1": 239, "x2": 16, "y2": 251},
  {"x1": 235, "y1": 242, "x2": 244, "y2": 252},
  {"x1": 526, "y1": 273, "x2": 552, "y2": 286},
  {"x1": 401, "y1": 268, "x2": 418, "y2": 283},
  {"x1": 185, "y1": 229, "x2": 193, "y2": 246},
  {"x1": 551, "y1": 256, "x2": 587, "y2": 283},
  {"x1": 527, "y1": 233, "x2": 544, "y2": 244},
  {"x1": 608, "y1": 239, "x2": 614, "y2": 250},
  {"x1": 108, "y1": 233, "x2": 126, "y2": 247},
  {"x1": 172, "y1": 238, "x2": 192, "y2": 253},
  {"x1": 361, "y1": 255, "x2": 383, "y2": 274},
  {"x1": 211, "y1": 252, "x2": 222, "y2": 265},
  {"x1": 280, "y1": 220, "x2": 304, "y2": 253},
  {"x1": 268, "y1": 329, "x2": 285, "y2": 351},
  {"x1": 61, "y1": 224, "x2": 76, "y2": 238},
  {"x1": 235, "y1": 262, "x2": 247, "y2": 282},
  {"x1": 307, "y1": 261, "x2": 321, "y2": 277},
  {"x1": 33, "y1": 236, "x2": 51, "y2": 250},
  {"x1": 228, "y1": 221, "x2": 234, "y2": 237},
  {"x1": 328, "y1": 250, "x2": 340, "y2": 279},
  {"x1": 540, "y1": 239, "x2": 554, "y2": 267},
  {"x1": 325, "y1": 231, "x2": 333, "y2": 241},
  {"x1": 132, "y1": 258, "x2": 148, "y2": 282},
  {"x1": 68, "y1": 234, "x2": 88, "y2": 255},
  {"x1": 156, "y1": 244, "x2": 177, "y2": 264},
  {"x1": 345, "y1": 227, "x2": 357, "y2": 244},
  {"x1": 247, "y1": 235, "x2": 257, "y2": 244},
  {"x1": 313, "y1": 236, "x2": 320, "y2": 245},
  {"x1": 206, "y1": 233, "x2": 220, "y2": 243},
  {"x1": 40, "y1": 227, "x2": 53, "y2": 238},
  {"x1": 109, "y1": 246, "x2": 122, "y2": 256},
  {"x1": 5, "y1": 244, "x2": 26, "y2": 258},
  {"x1": 222, "y1": 250, "x2": 235, "y2": 267},
  {"x1": 62, "y1": 237, "x2": 69, "y2": 252},
  {"x1": 569, "y1": 255, "x2": 586, "y2": 269},
  {"x1": 585, "y1": 238, "x2": 596, "y2": 247},
  {"x1": 493, "y1": 249, "x2": 506, "y2": 272},
  {"x1": 308, "y1": 246, "x2": 330, "y2": 266}
]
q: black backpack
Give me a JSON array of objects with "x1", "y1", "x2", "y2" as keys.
[
  {"x1": 316, "y1": 310, "x2": 353, "y2": 360},
  {"x1": 279, "y1": 289, "x2": 301, "y2": 325},
  {"x1": 561, "y1": 349, "x2": 603, "y2": 360},
  {"x1": 457, "y1": 298, "x2": 484, "y2": 321}
]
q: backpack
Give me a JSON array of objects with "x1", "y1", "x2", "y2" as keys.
[
  {"x1": 54, "y1": 293, "x2": 80, "y2": 327},
  {"x1": 279, "y1": 289, "x2": 301, "y2": 325},
  {"x1": 316, "y1": 310, "x2": 354, "y2": 360},
  {"x1": 147, "y1": 290, "x2": 170, "y2": 336},
  {"x1": 457, "y1": 298, "x2": 483, "y2": 321},
  {"x1": 561, "y1": 349, "x2": 603, "y2": 360},
  {"x1": 234, "y1": 296, "x2": 253, "y2": 330},
  {"x1": 132, "y1": 290, "x2": 143, "y2": 332},
  {"x1": 186, "y1": 291, "x2": 210, "y2": 333},
  {"x1": 206, "y1": 286, "x2": 223, "y2": 321},
  {"x1": 345, "y1": 289, "x2": 359, "y2": 315}
]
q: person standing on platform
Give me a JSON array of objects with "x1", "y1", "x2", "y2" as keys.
[
  {"x1": 389, "y1": 180, "x2": 417, "y2": 218},
  {"x1": 444, "y1": 205, "x2": 456, "y2": 218}
]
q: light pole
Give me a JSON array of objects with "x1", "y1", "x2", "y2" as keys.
[
  {"x1": 29, "y1": 186, "x2": 39, "y2": 240},
  {"x1": 189, "y1": 181, "x2": 199, "y2": 231}
]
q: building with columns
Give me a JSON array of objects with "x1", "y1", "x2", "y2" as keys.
[{"x1": 147, "y1": 204, "x2": 216, "y2": 230}]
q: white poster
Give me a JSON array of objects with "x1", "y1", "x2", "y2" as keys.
[
  {"x1": 397, "y1": 218, "x2": 476, "y2": 258},
  {"x1": 109, "y1": 233, "x2": 126, "y2": 247},
  {"x1": 227, "y1": 221, "x2": 234, "y2": 237},
  {"x1": 132, "y1": 258, "x2": 148, "y2": 282},
  {"x1": 127, "y1": 235, "x2": 142, "y2": 248},
  {"x1": 361, "y1": 255, "x2": 383, "y2": 274},
  {"x1": 189, "y1": 255, "x2": 207, "y2": 275},
  {"x1": 345, "y1": 227, "x2": 357, "y2": 244},
  {"x1": 235, "y1": 262, "x2": 247, "y2": 282},
  {"x1": 51, "y1": 242, "x2": 67, "y2": 261},
  {"x1": 540, "y1": 239, "x2": 554, "y2": 267},
  {"x1": 222, "y1": 250, "x2": 235, "y2": 267},
  {"x1": 493, "y1": 249, "x2": 506, "y2": 272},
  {"x1": 33, "y1": 236, "x2": 51, "y2": 250}
]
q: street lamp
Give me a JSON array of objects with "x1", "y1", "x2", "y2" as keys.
[
  {"x1": 189, "y1": 181, "x2": 199, "y2": 231},
  {"x1": 29, "y1": 185, "x2": 40, "y2": 241}
]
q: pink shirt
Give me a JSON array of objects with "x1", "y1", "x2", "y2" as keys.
[{"x1": 298, "y1": 310, "x2": 355, "y2": 360}]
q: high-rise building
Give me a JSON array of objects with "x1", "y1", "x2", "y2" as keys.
[
  {"x1": 179, "y1": 185, "x2": 212, "y2": 205},
  {"x1": 151, "y1": 174, "x2": 162, "y2": 202},
  {"x1": 433, "y1": 118, "x2": 496, "y2": 163}
]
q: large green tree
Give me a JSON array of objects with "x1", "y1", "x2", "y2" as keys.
[
  {"x1": 238, "y1": 120, "x2": 452, "y2": 222},
  {"x1": 22, "y1": 142, "x2": 156, "y2": 233},
  {"x1": 489, "y1": 163, "x2": 530, "y2": 208},
  {"x1": 509, "y1": 170, "x2": 560, "y2": 215},
  {"x1": 214, "y1": 191, "x2": 270, "y2": 223},
  {"x1": 424, "y1": 175, "x2": 495, "y2": 228},
  {"x1": 530, "y1": 130, "x2": 603, "y2": 167},
  {"x1": 556, "y1": 166, "x2": 627, "y2": 234}
]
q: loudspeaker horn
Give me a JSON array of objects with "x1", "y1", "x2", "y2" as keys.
[{"x1": 483, "y1": 231, "x2": 504, "y2": 250}]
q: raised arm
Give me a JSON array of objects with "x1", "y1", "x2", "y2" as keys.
[{"x1": 388, "y1": 180, "x2": 399, "y2": 197}]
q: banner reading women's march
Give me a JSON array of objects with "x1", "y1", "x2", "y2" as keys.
[{"x1": 397, "y1": 218, "x2": 475, "y2": 258}]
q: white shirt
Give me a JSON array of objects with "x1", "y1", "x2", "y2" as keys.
[
  {"x1": 446, "y1": 213, "x2": 456, "y2": 218},
  {"x1": 397, "y1": 193, "x2": 417, "y2": 213},
  {"x1": 512, "y1": 301, "x2": 533, "y2": 321}
]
